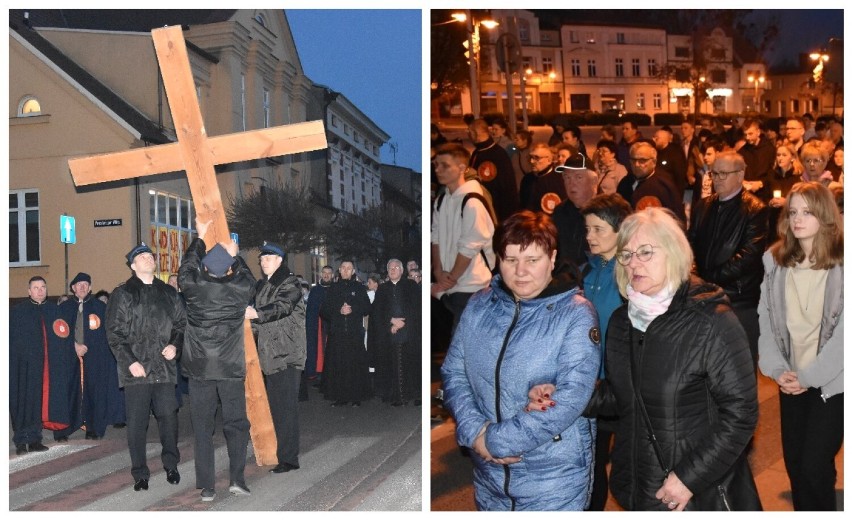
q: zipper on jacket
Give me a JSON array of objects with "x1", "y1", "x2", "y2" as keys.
[
  {"x1": 629, "y1": 331, "x2": 644, "y2": 511},
  {"x1": 495, "y1": 298, "x2": 521, "y2": 511}
]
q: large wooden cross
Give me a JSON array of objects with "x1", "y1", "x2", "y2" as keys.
[{"x1": 68, "y1": 25, "x2": 328, "y2": 466}]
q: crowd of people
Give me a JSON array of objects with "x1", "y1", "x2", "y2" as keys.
[
  {"x1": 9, "y1": 220, "x2": 422, "y2": 503},
  {"x1": 433, "y1": 113, "x2": 843, "y2": 511}
]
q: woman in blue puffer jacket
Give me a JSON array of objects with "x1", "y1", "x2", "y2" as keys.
[{"x1": 441, "y1": 210, "x2": 600, "y2": 511}]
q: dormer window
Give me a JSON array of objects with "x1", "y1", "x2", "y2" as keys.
[{"x1": 19, "y1": 96, "x2": 41, "y2": 116}]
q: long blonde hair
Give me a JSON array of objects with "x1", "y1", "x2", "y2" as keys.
[{"x1": 775, "y1": 142, "x2": 803, "y2": 176}]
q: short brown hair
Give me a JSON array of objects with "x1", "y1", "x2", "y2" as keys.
[
  {"x1": 771, "y1": 181, "x2": 843, "y2": 269},
  {"x1": 493, "y1": 210, "x2": 558, "y2": 260},
  {"x1": 435, "y1": 142, "x2": 470, "y2": 163}
]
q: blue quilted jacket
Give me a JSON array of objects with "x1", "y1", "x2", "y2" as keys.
[{"x1": 441, "y1": 270, "x2": 600, "y2": 510}]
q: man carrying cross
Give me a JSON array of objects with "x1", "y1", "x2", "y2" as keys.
[{"x1": 179, "y1": 219, "x2": 256, "y2": 501}]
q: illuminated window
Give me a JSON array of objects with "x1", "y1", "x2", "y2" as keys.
[
  {"x1": 9, "y1": 190, "x2": 41, "y2": 265},
  {"x1": 148, "y1": 190, "x2": 194, "y2": 280},
  {"x1": 18, "y1": 96, "x2": 41, "y2": 116}
]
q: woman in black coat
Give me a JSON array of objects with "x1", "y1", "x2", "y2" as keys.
[{"x1": 530, "y1": 207, "x2": 761, "y2": 511}]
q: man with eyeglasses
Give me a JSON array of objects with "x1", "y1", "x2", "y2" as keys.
[
  {"x1": 784, "y1": 116, "x2": 806, "y2": 157},
  {"x1": 468, "y1": 118, "x2": 519, "y2": 222},
  {"x1": 739, "y1": 118, "x2": 774, "y2": 203},
  {"x1": 616, "y1": 142, "x2": 685, "y2": 222},
  {"x1": 688, "y1": 151, "x2": 768, "y2": 367},
  {"x1": 521, "y1": 143, "x2": 567, "y2": 214}
]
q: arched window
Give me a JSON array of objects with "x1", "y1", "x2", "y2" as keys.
[
  {"x1": 255, "y1": 13, "x2": 266, "y2": 27},
  {"x1": 18, "y1": 96, "x2": 41, "y2": 116}
]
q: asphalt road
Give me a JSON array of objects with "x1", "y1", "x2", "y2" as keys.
[{"x1": 9, "y1": 383, "x2": 422, "y2": 511}]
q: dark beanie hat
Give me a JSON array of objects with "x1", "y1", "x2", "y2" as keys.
[{"x1": 202, "y1": 243, "x2": 235, "y2": 277}]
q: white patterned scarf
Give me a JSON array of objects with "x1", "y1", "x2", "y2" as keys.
[{"x1": 626, "y1": 283, "x2": 676, "y2": 332}]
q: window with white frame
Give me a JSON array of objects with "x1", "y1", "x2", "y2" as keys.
[
  {"x1": 648, "y1": 59, "x2": 657, "y2": 77},
  {"x1": 636, "y1": 93, "x2": 646, "y2": 110},
  {"x1": 587, "y1": 59, "x2": 597, "y2": 77},
  {"x1": 18, "y1": 96, "x2": 42, "y2": 117},
  {"x1": 263, "y1": 88, "x2": 271, "y2": 128},
  {"x1": 148, "y1": 191, "x2": 194, "y2": 279},
  {"x1": 615, "y1": 58, "x2": 624, "y2": 77},
  {"x1": 653, "y1": 93, "x2": 662, "y2": 109},
  {"x1": 632, "y1": 58, "x2": 641, "y2": 76},
  {"x1": 571, "y1": 59, "x2": 581, "y2": 76},
  {"x1": 542, "y1": 57, "x2": 554, "y2": 73},
  {"x1": 9, "y1": 190, "x2": 41, "y2": 265}
]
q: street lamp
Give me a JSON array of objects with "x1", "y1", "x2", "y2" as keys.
[
  {"x1": 747, "y1": 74, "x2": 765, "y2": 113},
  {"x1": 454, "y1": 11, "x2": 498, "y2": 118},
  {"x1": 809, "y1": 50, "x2": 829, "y2": 83}
]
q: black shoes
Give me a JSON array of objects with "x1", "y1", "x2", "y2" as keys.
[
  {"x1": 85, "y1": 432, "x2": 101, "y2": 440},
  {"x1": 200, "y1": 488, "x2": 216, "y2": 502},
  {"x1": 331, "y1": 400, "x2": 348, "y2": 407},
  {"x1": 269, "y1": 462, "x2": 300, "y2": 473},
  {"x1": 229, "y1": 481, "x2": 251, "y2": 495},
  {"x1": 351, "y1": 401, "x2": 361, "y2": 407},
  {"x1": 166, "y1": 469, "x2": 180, "y2": 485},
  {"x1": 56, "y1": 436, "x2": 69, "y2": 443},
  {"x1": 28, "y1": 442, "x2": 49, "y2": 452},
  {"x1": 391, "y1": 401, "x2": 405, "y2": 407},
  {"x1": 15, "y1": 444, "x2": 27, "y2": 455},
  {"x1": 113, "y1": 423, "x2": 126, "y2": 429},
  {"x1": 133, "y1": 478, "x2": 149, "y2": 491}
]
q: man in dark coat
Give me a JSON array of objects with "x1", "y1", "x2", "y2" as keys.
[
  {"x1": 551, "y1": 155, "x2": 598, "y2": 269},
  {"x1": 106, "y1": 243, "x2": 186, "y2": 492},
  {"x1": 468, "y1": 118, "x2": 519, "y2": 222},
  {"x1": 654, "y1": 126, "x2": 688, "y2": 198},
  {"x1": 617, "y1": 142, "x2": 686, "y2": 222},
  {"x1": 179, "y1": 219, "x2": 256, "y2": 501},
  {"x1": 688, "y1": 151, "x2": 768, "y2": 366},
  {"x1": 522, "y1": 143, "x2": 567, "y2": 214},
  {"x1": 10, "y1": 276, "x2": 79, "y2": 455},
  {"x1": 368, "y1": 259, "x2": 421, "y2": 406},
  {"x1": 59, "y1": 272, "x2": 125, "y2": 441},
  {"x1": 247, "y1": 242, "x2": 306, "y2": 474},
  {"x1": 320, "y1": 260, "x2": 372, "y2": 406},
  {"x1": 305, "y1": 265, "x2": 333, "y2": 382},
  {"x1": 739, "y1": 118, "x2": 775, "y2": 203}
]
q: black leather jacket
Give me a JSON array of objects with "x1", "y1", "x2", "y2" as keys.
[
  {"x1": 688, "y1": 189, "x2": 768, "y2": 308},
  {"x1": 251, "y1": 266, "x2": 306, "y2": 373},
  {"x1": 105, "y1": 275, "x2": 186, "y2": 387}
]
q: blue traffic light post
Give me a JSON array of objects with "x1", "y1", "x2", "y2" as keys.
[{"x1": 60, "y1": 214, "x2": 76, "y2": 294}]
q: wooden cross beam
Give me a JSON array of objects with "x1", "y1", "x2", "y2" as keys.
[{"x1": 67, "y1": 25, "x2": 328, "y2": 466}]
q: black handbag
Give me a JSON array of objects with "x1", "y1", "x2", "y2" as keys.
[{"x1": 629, "y1": 329, "x2": 762, "y2": 511}]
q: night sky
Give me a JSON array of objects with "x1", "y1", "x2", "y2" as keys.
[{"x1": 287, "y1": 10, "x2": 422, "y2": 173}]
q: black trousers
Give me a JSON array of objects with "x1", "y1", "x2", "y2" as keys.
[
  {"x1": 124, "y1": 383, "x2": 179, "y2": 481},
  {"x1": 188, "y1": 378, "x2": 250, "y2": 489},
  {"x1": 780, "y1": 389, "x2": 843, "y2": 511},
  {"x1": 265, "y1": 367, "x2": 301, "y2": 466},
  {"x1": 441, "y1": 291, "x2": 474, "y2": 335},
  {"x1": 732, "y1": 306, "x2": 759, "y2": 369}
]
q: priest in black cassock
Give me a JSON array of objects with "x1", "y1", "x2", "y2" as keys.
[
  {"x1": 319, "y1": 260, "x2": 372, "y2": 406},
  {"x1": 10, "y1": 276, "x2": 81, "y2": 455},
  {"x1": 368, "y1": 259, "x2": 422, "y2": 406}
]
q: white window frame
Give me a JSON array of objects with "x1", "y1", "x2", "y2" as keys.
[{"x1": 9, "y1": 189, "x2": 41, "y2": 266}]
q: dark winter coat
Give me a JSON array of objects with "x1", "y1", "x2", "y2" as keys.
[
  {"x1": 178, "y1": 238, "x2": 256, "y2": 380},
  {"x1": 61, "y1": 295, "x2": 125, "y2": 435},
  {"x1": 689, "y1": 189, "x2": 768, "y2": 308},
  {"x1": 617, "y1": 169, "x2": 686, "y2": 221},
  {"x1": 600, "y1": 277, "x2": 758, "y2": 511},
  {"x1": 106, "y1": 275, "x2": 186, "y2": 387},
  {"x1": 251, "y1": 266, "x2": 307, "y2": 373},
  {"x1": 739, "y1": 137, "x2": 775, "y2": 202},
  {"x1": 470, "y1": 136, "x2": 520, "y2": 222}
]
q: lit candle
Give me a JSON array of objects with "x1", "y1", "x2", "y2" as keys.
[{"x1": 773, "y1": 190, "x2": 782, "y2": 199}]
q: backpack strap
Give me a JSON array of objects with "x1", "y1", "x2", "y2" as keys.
[{"x1": 460, "y1": 192, "x2": 493, "y2": 271}]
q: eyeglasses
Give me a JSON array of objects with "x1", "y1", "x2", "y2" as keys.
[
  {"x1": 630, "y1": 157, "x2": 652, "y2": 164},
  {"x1": 804, "y1": 158, "x2": 825, "y2": 165},
  {"x1": 529, "y1": 155, "x2": 550, "y2": 162},
  {"x1": 709, "y1": 169, "x2": 742, "y2": 180},
  {"x1": 615, "y1": 244, "x2": 659, "y2": 265}
]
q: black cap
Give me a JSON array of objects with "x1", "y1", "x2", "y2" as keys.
[
  {"x1": 555, "y1": 153, "x2": 588, "y2": 173},
  {"x1": 202, "y1": 243, "x2": 235, "y2": 277},
  {"x1": 259, "y1": 241, "x2": 285, "y2": 258},
  {"x1": 126, "y1": 243, "x2": 153, "y2": 264},
  {"x1": 70, "y1": 272, "x2": 91, "y2": 287}
]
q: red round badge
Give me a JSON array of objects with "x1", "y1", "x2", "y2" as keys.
[
  {"x1": 88, "y1": 314, "x2": 101, "y2": 330},
  {"x1": 53, "y1": 319, "x2": 70, "y2": 338},
  {"x1": 477, "y1": 161, "x2": 497, "y2": 182},
  {"x1": 540, "y1": 192, "x2": 562, "y2": 214}
]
